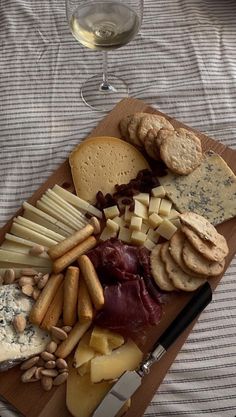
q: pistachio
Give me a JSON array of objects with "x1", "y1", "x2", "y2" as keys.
[
  {"x1": 41, "y1": 369, "x2": 58, "y2": 377},
  {"x1": 53, "y1": 372, "x2": 68, "y2": 386},
  {"x1": 21, "y1": 268, "x2": 39, "y2": 276},
  {"x1": 21, "y1": 284, "x2": 34, "y2": 297},
  {"x1": 20, "y1": 356, "x2": 40, "y2": 370},
  {"x1": 13, "y1": 314, "x2": 26, "y2": 333},
  {"x1": 41, "y1": 376, "x2": 53, "y2": 391},
  {"x1": 4, "y1": 269, "x2": 15, "y2": 284},
  {"x1": 29, "y1": 245, "x2": 45, "y2": 256},
  {"x1": 18, "y1": 276, "x2": 35, "y2": 287},
  {"x1": 32, "y1": 288, "x2": 41, "y2": 300},
  {"x1": 21, "y1": 366, "x2": 37, "y2": 383},
  {"x1": 51, "y1": 326, "x2": 68, "y2": 341},
  {"x1": 56, "y1": 358, "x2": 68, "y2": 369},
  {"x1": 37, "y1": 273, "x2": 49, "y2": 290},
  {"x1": 45, "y1": 341, "x2": 58, "y2": 354},
  {"x1": 41, "y1": 351, "x2": 56, "y2": 361},
  {"x1": 45, "y1": 360, "x2": 56, "y2": 369}
]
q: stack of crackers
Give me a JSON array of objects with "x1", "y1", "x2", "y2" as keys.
[
  {"x1": 150, "y1": 212, "x2": 229, "y2": 292},
  {"x1": 119, "y1": 112, "x2": 203, "y2": 175}
]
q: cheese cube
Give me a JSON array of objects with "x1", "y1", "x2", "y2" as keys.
[
  {"x1": 143, "y1": 239, "x2": 156, "y2": 251},
  {"x1": 124, "y1": 206, "x2": 133, "y2": 223},
  {"x1": 99, "y1": 226, "x2": 117, "y2": 241},
  {"x1": 133, "y1": 193, "x2": 150, "y2": 206},
  {"x1": 149, "y1": 197, "x2": 161, "y2": 214},
  {"x1": 131, "y1": 231, "x2": 147, "y2": 246},
  {"x1": 112, "y1": 216, "x2": 126, "y2": 227},
  {"x1": 103, "y1": 206, "x2": 120, "y2": 219},
  {"x1": 167, "y1": 209, "x2": 180, "y2": 219},
  {"x1": 148, "y1": 213, "x2": 163, "y2": 228},
  {"x1": 147, "y1": 228, "x2": 160, "y2": 244},
  {"x1": 151, "y1": 185, "x2": 166, "y2": 198},
  {"x1": 134, "y1": 200, "x2": 148, "y2": 220},
  {"x1": 156, "y1": 219, "x2": 177, "y2": 240},
  {"x1": 141, "y1": 222, "x2": 149, "y2": 234},
  {"x1": 130, "y1": 216, "x2": 142, "y2": 231},
  {"x1": 106, "y1": 219, "x2": 120, "y2": 232},
  {"x1": 159, "y1": 199, "x2": 172, "y2": 216},
  {"x1": 171, "y1": 218, "x2": 181, "y2": 229},
  {"x1": 118, "y1": 227, "x2": 131, "y2": 243}
]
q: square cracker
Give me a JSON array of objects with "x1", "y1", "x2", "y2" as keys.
[{"x1": 159, "y1": 152, "x2": 236, "y2": 225}]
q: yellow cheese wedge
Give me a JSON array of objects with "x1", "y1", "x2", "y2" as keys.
[
  {"x1": 89, "y1": 326, "x2": 124, "y2": 355},
  {"x1": 73, "y1": 331, "x2": 96, "y2": 369},
  {"x1": 69, "y1": 136, "x2": 150, "y2": 204},
  {"x1": 90, "y1": 339, "x2": 143, "y2": 383}
]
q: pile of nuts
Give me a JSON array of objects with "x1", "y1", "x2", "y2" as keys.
[{"x1": 20, "y1": 326, "x2": 71, "y2": 391}]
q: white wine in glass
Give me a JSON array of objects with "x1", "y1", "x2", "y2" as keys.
[{"x1": 66, "y1": 0, "x2": 143, "y2": 111}]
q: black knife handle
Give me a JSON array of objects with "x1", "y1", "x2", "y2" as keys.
[{"x1": 157, "y1": 281, "x2": 212, "y2": 351}]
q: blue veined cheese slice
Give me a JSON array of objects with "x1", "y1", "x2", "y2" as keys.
[
  {"x1": 159, "y1": 152, "x2": 236, "y2": 226},
  {"x1": 0, "y1": 284, "x2": 50, "y2": 371}
]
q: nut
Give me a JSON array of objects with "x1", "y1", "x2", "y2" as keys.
[
  {"x1": 41, "y1": 376, "x2": 53, "y2": 391},
  {"x1": 21, "y1": 284, "x2": 34, "y2": 297},
  {"x1": 34, "y1": 273, "x2": 43, "y2": 284},
  {"x1": 37, "y1": 358, "x2": 45, "y2": 367},
  {"x1": 41, "y1": 351, "x2": 56, "y2": 361},
  {"x1": 18, "y1": 276, "x2": 35, "y2": 287},
  {"x1": 41, "y1": 369, "x2": 58, "y2": 377},
  {"x1": 53, "y1": 372, "x2": 68, "y2": 386},
  {"x1": 45, "y1": 360, "x2": 56, "y2": 369},
  {"x1": 35, "y1": 367, "x2": 44, "y2": 380},
  {"x1": 21, "y1": 366, "x2": 37, "y2": 383},
  {"x1": 29, "y1": 245, "x2": 45, "y2": 256},
  {"x1": 20, "y1": 356, "x2": 40, "y2": 370},
  {"x1": 51, "y1": 326, "x2": 68, "y2": 341},
  {"x1": 4, "y1": 269, "x2": 15, "y2": 284},
  {"x1": 32, "y1": 288, "x2": 41, "y2": 300},
  {"x1": 62, "y1": 326, "x2": 72, "y2": 333},
  {"x1": 13, "y1": 314, "x2": 26, "y2": 333},
  {"x1": 37, "y1": 273, "x2": 49, "y2": 290},
  {"x1": 45, "y1": 341, "x2": 58, "y2": 354},
  {"x1": 56, "y1": 358, "x2": 68, "y2": 369},
  {"x1": 21, "y1": 268, "x2": 39, "y2": 276}
]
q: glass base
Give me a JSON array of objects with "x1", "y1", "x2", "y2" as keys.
[{"x1": 80, "y1": 74, "x2": 129, "y2": 112}]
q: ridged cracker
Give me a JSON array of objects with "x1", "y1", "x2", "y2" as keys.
[
  {"x1": 159, "y1": 128, "x2": 202, "y2": 175},
  {"x1": 160, "y1": 242, "x2": 206, "y2": 292},
  {"x1": 138, "y1": 114, "x2": 174, "y2": 143},
  {"x1": 181, "y1": 225, "x2": 228, "y2": 262},
  {"x1": 169, "y1": 230, "x2": 205, "y2": 278},
  {"x1": 150, "y1": 244, "x2": 175, "y2": 291},
  {"x1": 179, "y1": 212, "x2": 219, "y2": 245},
  {"x1": 182, "y1": 240, "x2": 225, "y2": 276}
]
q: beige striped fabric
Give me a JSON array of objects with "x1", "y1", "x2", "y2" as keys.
[{"x1": 0, "y1": 0, "x2": 236, "y2": 416}]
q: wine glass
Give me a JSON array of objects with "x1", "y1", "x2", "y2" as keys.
[{"x1": 66, "y1": 0, "x2": 143, "y2": 111}]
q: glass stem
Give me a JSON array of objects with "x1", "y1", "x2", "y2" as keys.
[{"x1": 100, "y1": 51, "x2": 110, "y2": 91}]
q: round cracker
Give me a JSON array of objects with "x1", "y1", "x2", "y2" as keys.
[
  {"x1": 119, "y1": 115, "x2": 133, "y2": 139},
  {"x1": 160, "y1": 242, "x2": 206, "y2": 292},
  {"x1": 169, "y1": 230, "x2": 206, "y2": 278},
  {"x1": 182, "y1": 240, "x2": 225, "y2": 276},
  {"x1": 138, "y1": 114, "x2": 174, "y2": 143},
  {"x1": 143, "y1": 134, "x2": 160, "y2": 160},
  {"x1": 179, "y1": 212, "x2": 219, "y2": 245},
  {"x1": 127, "y1": 112, "x2": 147, "y2": 147},
  {"x1": 181, "y1": 224, "x2": 228, "y2": 263},
  {"x1": 150, "y1": 244, "x2": 175, "y2": 291},
  {"x1": 160, "y1": 128, "x2": 202, "y2": 175}
]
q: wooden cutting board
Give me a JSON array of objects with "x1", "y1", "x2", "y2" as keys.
[{"x1": 0, "y1": 97, "x2": 236, "y2": 417}]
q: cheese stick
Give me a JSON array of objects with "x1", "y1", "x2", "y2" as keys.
[
  {"x1": 55, "y1": 320, "x2": 91, "y2": 359},
  {"x1": 52, "y1": 236, "x2": 97, "y2": 274},
  {"x1": 78, "y1": 255, "x2": 104, "y2": 311},
  {"x1": 29, "y1": 273, "x2": 64, "y2": 325},
  {"x1": 78, "y1": 276, "x2": 94, "y2": 323},
  {"x1": 41, "y1": 281, "x2": 64, "y2": 330},
  {"x1": 63, "y1": 266, "x2": 79, "y2": 327},
  {"x1": 48, "y1": 218, "x2": 100, "y2": 261}
]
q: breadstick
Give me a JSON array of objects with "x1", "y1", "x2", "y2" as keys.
[
  {"x1": 29, "y1": 273, "x2": 64, "y2": 325},
  {"x1": 63, "y1": 266, "x2": 79, "y2": 327},
  {"x1": 78, "y1": 255, "x2": 104, "y2": 310},
  {"x1": 48, "y1": 217, "x2": 100, "y2": 261},
  {"x1": 53, "y1": 236, "x2": 97, "y2": 274},
  {"x1": 55, "y1": 320, "x2": 91, "y2": 359},
  {"x1": 78, "y1": 275, "x2": 94, "y2": 323},
  {"x1": 41, "y1": 281, "x2": 64, "y2": 330}
]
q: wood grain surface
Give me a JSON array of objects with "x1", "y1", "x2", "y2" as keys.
[{"x1": 0, "y1": 97, "x2": 236, "y2": 417}]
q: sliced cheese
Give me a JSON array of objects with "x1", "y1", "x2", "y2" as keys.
[
  {"x1": 4, "y1": 232, "x2": 49, "y2": 250},
  {"x1": 131, "y1": 231, "x2": 147, "y2": 246},
  {"x1": 36, "y1": 200, "x2": 78, "y2": 231},
  {"x1": 148, "y1": 213, "x2": 163, "y2": 228},
  {"x1": 99, "y1": 226, "x2": 117, "y2": 241},
  {"x1": 134, "y1": 200, "x2": 148, "y2": 220},
  {"x1": 1, "y1": 240, "x2": 49, "y2": 258},
  {"x1": 130, "y1": 216, "x2": 142, "y2": 231},
  {"x1": 52, "y1": 184, "x2": 103, "y2": 219},
  {"x1": 159, "y1": 198, "x2": 172, "y2": 217},
  {"x1": 149, "y1": 197, "x2": 161, "y2": 214},
  {"x1": 106, "y1": 219, "x2": 119, "y2": 232},
  {"x1": 40, "y1": 195, "x2": 85, "y2": 229},
  {"x1": 23, "y1": 210, "x2": 69, "y2": 237},
  {"x1": 10, "y1": 222, "x2": 58, "y2": 248},
  {"x1": 89, "y1": 327, "x2": 124, "y2": 355},
  {"x1": 0, "y1": 249, "x2": 52, "y2": 267},
  {"x1": 73, "y1": 332, "x2": 96, "y2": 369},
  {"x1": 151, "y1": 185, "x2": 166, "y2": 198},
  {"x1": 103, "y1": 205, "x2": 120, "y2": 220},
  {"x1": 46, "y1": 189, "x2": 88, "y2": 226},
  {"x1": 118, "y1": 227, "x2": 131, "y2": 243},
  {"x1": 156, "y1": 218, "x2": 177, "y2": 240},
  {"x1": 23, "y1": 202, "x2": 75, "y2": 235},
  {"x1": 14, "y1": 216, "x2": 65, "y2": 242},
  {"x1": 133, "y1": 193, "x2": 149, "y2": 206}
]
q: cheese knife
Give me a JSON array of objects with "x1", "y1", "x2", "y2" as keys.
[{"x1": 92, "y1": 281, "x2": 212, "y2": 417}]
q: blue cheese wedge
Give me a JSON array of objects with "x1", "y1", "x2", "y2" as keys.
[
  {"x1": 159, "y1": 152, "x2": 236, "y2": 225},
  {"x1": 0, "y1": 284, "x2": 50, "y2": 371}
]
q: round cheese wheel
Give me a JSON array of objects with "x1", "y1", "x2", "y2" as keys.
[{"x1": 69, "y1": 136, "x2": 150, "y2": 204}]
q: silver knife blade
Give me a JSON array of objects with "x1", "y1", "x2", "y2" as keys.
[{"x1": 92, "y1": 371, "x2": 142, "y2": 417}]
